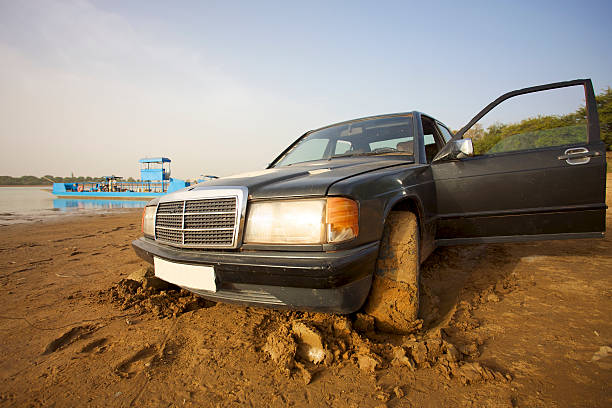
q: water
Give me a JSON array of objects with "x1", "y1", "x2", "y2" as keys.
[{"x1": 0, "y1": 186, "x2": 147, "y2": 225}]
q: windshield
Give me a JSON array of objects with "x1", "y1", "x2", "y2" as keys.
[{"x1": 273, "y1": 114, "x2": 414, "y2": 167}]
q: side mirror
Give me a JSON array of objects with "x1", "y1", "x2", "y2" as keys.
[{"x1": 432, "y1": 138, "x2": 474, "y2": 162}]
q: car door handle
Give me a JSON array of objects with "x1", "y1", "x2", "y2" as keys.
[{"x1": 558, "y1": 148, "x2": 601, "y2": 165}]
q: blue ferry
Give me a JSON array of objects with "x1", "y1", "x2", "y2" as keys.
[{"x1": 52, "y1": 157, "x2": 190, "y2": 199}]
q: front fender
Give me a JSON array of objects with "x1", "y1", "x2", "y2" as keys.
[{"x1": 327, "y1": 164, "x2": 435, "y2": 245}]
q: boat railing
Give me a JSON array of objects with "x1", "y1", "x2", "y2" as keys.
[{"x1": 64, "y1": 180, "x2": 169, "y2": 193}]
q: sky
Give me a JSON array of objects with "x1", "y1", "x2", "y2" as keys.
[{"x1": 1, "y1": 0, "x2": 611, "y2": 179}]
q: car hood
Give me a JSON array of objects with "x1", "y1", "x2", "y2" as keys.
[{"x1": 187, "y1": 157, "x2": 416, "y2": 199}]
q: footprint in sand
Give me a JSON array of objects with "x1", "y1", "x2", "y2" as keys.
[
  {"x1": 79, "y1": 338, "x2": 108, "y2": 353},
  {"x1": 114, "y1": 345, "x2": 158, "y2": 378},
  {"x1": 42, "y1": 325, "x2": 98, "y2": 355}
]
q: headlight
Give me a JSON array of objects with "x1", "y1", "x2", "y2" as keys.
[
  {"x1": 244, "y1": 197, "x2": 358, "y2": 244},
  {"x1": 142, "y1": 205, "x2": 156, "y2": 238}
]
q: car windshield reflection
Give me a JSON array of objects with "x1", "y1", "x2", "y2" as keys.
[{"x1": 273, "y1": 114, "x2": 415, "y2": 167}]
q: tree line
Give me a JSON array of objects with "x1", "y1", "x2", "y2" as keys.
[{"x1": 0, "y1": 175, "x2": 137, "y2": 186}]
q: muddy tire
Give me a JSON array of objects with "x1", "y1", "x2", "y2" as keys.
[{"x1": 364, "y1": 211, "x2": 422, "y2": 333}]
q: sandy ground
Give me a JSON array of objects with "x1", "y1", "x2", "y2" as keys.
[{"x1": 0, "y1": 178, "x2": 611, "y2": 407}]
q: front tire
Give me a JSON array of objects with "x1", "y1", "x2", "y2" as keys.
[{"x1": 364, "y1": 211, "x2": 421, "y2": 333}]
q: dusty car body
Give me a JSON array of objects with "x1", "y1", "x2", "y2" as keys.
[{"x1": 132, "y1": 79, "x2": 607, "y2": 317}]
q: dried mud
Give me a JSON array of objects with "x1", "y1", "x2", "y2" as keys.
[
  {"x1": 364, "y1": 277, "x2": 422, "y2": 334},
  {"x1": 365, "y1": 211, "x2": 421, "y2": 334},
  {"x1": 260, "y1": 310, "x2": 510, "y2": 387},
  {"x1": 0, "y1": 176, "x2": 611, "y2": 407},
  {"x1": 99, "y1": 266, "x2": 213, "y2": 318},
  {"x1": 92, "y1": 255, "x2": 512, "y2": 398}
]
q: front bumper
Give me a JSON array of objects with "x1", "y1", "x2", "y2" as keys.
[{"x1": 131, "y1": 237, "x2": 379, "y2": 314}]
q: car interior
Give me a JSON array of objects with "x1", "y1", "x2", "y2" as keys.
[
  {"x1": 421, "y1": 116, "x2": 443, "y2": 163},
  {"x1": 336, "y1": 122, "x2": 415, "y2": 155}
]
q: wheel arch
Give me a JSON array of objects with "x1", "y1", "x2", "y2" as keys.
[{"x1": 381, "y1": 195, "x2": 425, "y2": 244}]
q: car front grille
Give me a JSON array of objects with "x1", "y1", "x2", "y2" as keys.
[{"x1": 155, "y1": 197, "x2": 239, "y2": 248}]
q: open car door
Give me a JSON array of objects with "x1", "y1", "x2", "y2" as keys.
[{"x1": 431, "y1": 79, "x2": 606, "y2": 245}]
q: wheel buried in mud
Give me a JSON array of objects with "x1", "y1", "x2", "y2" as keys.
[{"x1": 364, "y1": 211, "x2": 422, "y2": 334}]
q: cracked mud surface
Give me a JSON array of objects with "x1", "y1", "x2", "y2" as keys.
[{"x1": 0, "y1": 175, "x2": 611, "y2": 407}]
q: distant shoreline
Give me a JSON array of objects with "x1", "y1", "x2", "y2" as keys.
[{"x1": 0, "y1": 185, "x2": 51, "y2": 187}]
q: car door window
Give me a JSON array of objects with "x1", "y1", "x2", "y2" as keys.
[
  {"x1": 436, "y1": 122, "x2": 453, "y2": 142},
  {"x1": 421, "y1": 116, "x2": 443, "y2": 163},
  {"x1": 462, "y1": 85, "x2": 588, "y2": 156}
]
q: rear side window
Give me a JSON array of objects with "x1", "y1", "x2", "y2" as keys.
[{"x1": 423, "y1": 134, "x2": 436, "y2": 145}]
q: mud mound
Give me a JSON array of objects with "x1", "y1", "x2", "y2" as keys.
[
  {"x1": 364, "y1": 276, "x2": 423, "y2": 333},
  {"x1": 261, "y1": 311, "x2": 510, "y2": 385},
  {"x1": 99, "y1": 267, "x2": 213, "y2": 318},
  {"x1": 261, "y1": 323, "x2": 296, "y2": 376},
  {"x1": 257, "y1": 251, "x2": 512, "y2": 386}
]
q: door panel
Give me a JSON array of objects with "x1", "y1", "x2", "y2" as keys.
[{"x1": 432, "y1": 79, "x2": 606, "y2": 245}]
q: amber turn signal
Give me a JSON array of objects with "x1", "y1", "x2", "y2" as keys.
[{"x1": 326, "y1": 197, "x2": 359, "y2": 243}]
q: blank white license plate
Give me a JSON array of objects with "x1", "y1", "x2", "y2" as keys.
[{"x1": 154, "y1": 257, "x2": 216, "y2": 292}]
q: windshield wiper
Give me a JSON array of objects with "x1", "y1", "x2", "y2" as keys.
[{"x1": 330, "y1": 147, "x2": 410, "y2": 159}]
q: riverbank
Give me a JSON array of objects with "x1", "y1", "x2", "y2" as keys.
[
  {"x1": 0, "y1": 187, "x2": 146, "y2": 226},
  {"x1": 0, "y1": 179, "x2": 610, "y2": 407}
]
